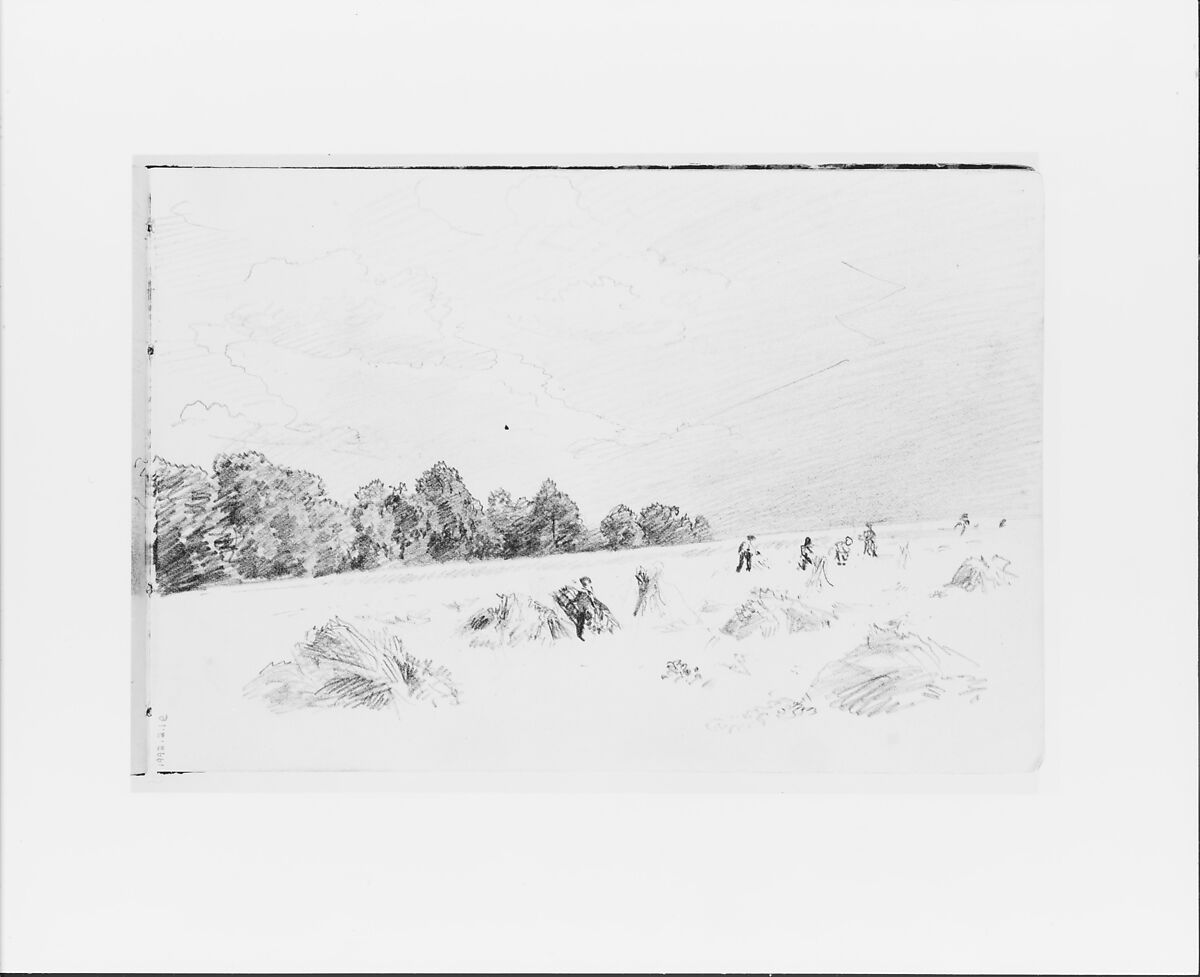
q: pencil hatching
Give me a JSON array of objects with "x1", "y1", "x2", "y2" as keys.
[{"x1": 138, "y1": 163, "x2": 1043, "y2": 775}]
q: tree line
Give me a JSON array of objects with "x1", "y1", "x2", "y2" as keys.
[{"x1": 149, "y1": 451, "x2": 712, "y2": 594}]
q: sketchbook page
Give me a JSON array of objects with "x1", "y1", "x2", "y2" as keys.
[{"x1": 135, "y1": 160, "x2": 1043, "y2": 779}]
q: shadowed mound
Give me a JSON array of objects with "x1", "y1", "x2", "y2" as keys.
[
  {"x1": 245, "y1": 617, "x2": 459, "y2": 713},
  {"x1": 803, "y1": 624, "x2": 986, "y2": 717},
  {"x1": 464, "y1": 593, "x2": 570, "y2": 647},
  {"x1": 940, "y1": 554, "x2": 1016, "y2": 594},
  {"x1": 721, "y1": 588, "x2": 833, "y2": 640}
]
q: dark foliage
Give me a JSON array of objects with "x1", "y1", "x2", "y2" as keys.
[
  {"x1": 531, "y1": 478, "x2": 586, "y2": 552},
  {"x1": 212, "y1": 451, "x2": 353, "y2": 580},
  {"x1": 151, "y1": 460, "x2": 229, "y2": 594},
  {"x1": 349, "y1": 479, "x2": 393, "y2": 570},
  {"x1": 148, "y1": 449, "x2": 713, "y2": 594},
  {"x1": 599, "y1": 503, "x2": 643, "y2": 549},
  {"x1": 414, "y1": 461, "x2": 490, "y2": 561},
  {"x1": 637, "y1": 502, "x2": 713, "y2": 546},
  {"x1": 485, "y1": 488, "x2": 537, "y2": 558},
  {"x1": 383, "y1": 484, "x2": 423, "y2": 560}
]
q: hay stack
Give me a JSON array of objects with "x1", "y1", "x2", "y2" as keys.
[
  {"x1": 245, "y1": 617, "x2": 458, "y2": 713},
  {"x1": 553, "y1": 580, "x2": 620, "y2": 639},
  {"x1": 720, "y1": 588, "x2": 832, "y2": 640},
  {"x1": 633, "y1": 563, "x2": 667, "y2": 617},
  {"x1": 464, "y1": 593, "x2": 570, "y2": 647},
  {"x1": 944, "y1": 554, "x2": 1016, "y2": 593},
  {"x1": 802, "y1": 624, "x2": 986, "y2": 717}
]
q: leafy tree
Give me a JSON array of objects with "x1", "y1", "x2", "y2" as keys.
[
  {"x1": 151, "y1": 459, "x2": 229, "y2": 593},
  {"x1": 636, "y1": 502, "x2": 713, "y2": 547},
  {"x1": 349, "y1": 479, "x2": 392, "y2": 570},
  {"x1": 383, "y1": 483, "x2": 423, "y2": 560},
  {"x1": 531, "y1": 478, "x2": 585, "y2": 551},
  {"x1": 150, "y1": 447, "x2": 713, "y2": 590},
  {"x1": 212, "y1": 451, "x2": 349, "y2": 580},
  {"x1": 308, "y1": 497, "x2": 356, "y2": 577},
  {"x1": 599, "y1": 504, "x2": 643, "y2": 549},
  {"x1": 485, "y1": 488, "x2": 537, "y2": 558},
  {"x1": 636, "y1": 502, "x2": 690, "y2": 546},
  {"x1": 414, "y1": 461, "x2": 488, "y2": 560}
]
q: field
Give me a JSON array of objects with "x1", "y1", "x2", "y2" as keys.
[{"x1": 146, "y1": 518, "x2": 1042, "y2": 776}]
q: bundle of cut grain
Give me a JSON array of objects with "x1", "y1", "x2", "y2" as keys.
[
  {"x1": 553, "y1": 577, "x2": 620, "y2": 640},
  {"x1": 245, "y1": 617, "x2": 458, "y2": 713},
  {"x1": 633, "y1": 563, "x2": 667, "y2": 617},
  {"x1": 720, "y1": 588, "x2": 832, "y2": 640},
  {"x1": 801, "y1": 623, "x2": 986, "y2": 717},
  {"x1": 804, "y1": 555, "x2": 835, "y2": 591},
  {"x1": 464, "y1": 593, "x2": 570, "y2": 647},
  {"x1": 942, "y1": 554, "x2": 1016, "y2": 593}
]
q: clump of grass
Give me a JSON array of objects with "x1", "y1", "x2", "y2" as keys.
[
  {"x1": 661, "y1": 659, "x2": 704, "y2": 684},
  {"x1": 707, "y1": 696, "x2": 815, "y2": 733},
  {"x1": 245, "y1": 617, "x2": 459, "y2": 713}
]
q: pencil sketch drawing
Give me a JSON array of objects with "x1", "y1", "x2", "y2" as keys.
[{"x1": 135, "y1": 162, "x2": 1043, "y2": 776}]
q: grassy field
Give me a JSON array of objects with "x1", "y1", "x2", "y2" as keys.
[{"x1": 146, "y1": 517, "x2": 1042, "y2": 775}]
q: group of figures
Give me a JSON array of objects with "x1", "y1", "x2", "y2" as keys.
[
  {"x1": 736, "y1": 511, "x2": 1006, "y2": 576},
  {"x1": 553, "y1": 510, "x2": 1009, "y2": 639},
  {"x1": 735, "y1": 523, "x2": 878, "y2": 575}
]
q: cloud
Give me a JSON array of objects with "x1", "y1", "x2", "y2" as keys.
[
  {"x1": 444, "y1": 245, "x2": 740, "y2": 435},
  {"x1": 147, "y1": 167, "x2": 1042, "y2": 529},
  {"x1": 226, "y1": 251, "x2": 473, "y2": 368},
  {"x1": 167, "y1": 397, "x2": 372, "y2": 475}
]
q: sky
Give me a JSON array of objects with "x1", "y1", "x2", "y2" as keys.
[{"x1": 146, "y1": 166, "x2": 1042, "y2": 537}]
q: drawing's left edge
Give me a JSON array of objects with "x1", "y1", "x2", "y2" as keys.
[{"x1": 130, "y1": 163, "x2": 152, "y2": 776}]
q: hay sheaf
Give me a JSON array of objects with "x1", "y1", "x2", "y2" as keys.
[
  {"x1": 464, "y1": 593, "x2": 570, "y2": 647},
  {"x1": 720, "y1": 588, "x2": 833, "y2": 640},
  {"x1": 246, "y1": 617, "x2": 459, "y2": 713},
  {"x1": 633, "y1": 564, "x2": 667, "y2": 617},
  {"x1": 553, "y1": 584, "x2": 620, "y2": 637},
  {"x1": 939, "y1": 554, "x2": 1016, "y2": 594},
  {"x1": 802, "y1": 624, "x2": 987, "y2": 717}
]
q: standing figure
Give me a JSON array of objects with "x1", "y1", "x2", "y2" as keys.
[
  {"x1": 955, "y1": 512, "x2": 971, "y2": 535},
  {"x1": 736, "y1": 535, "x2": 758, "y2": 573},
  {"x1": 553, "y1": 575, "x2": 619, "y2": 641},
  {"x1": 572, "y1": 576, "x2": 595, "y2": 639},
  {"x1": 834, "y1": 536, "x2": 852, "y2": 566},
  {"x1": 798, "y1": 536, "x2": 815, "y2": 571},
  {"x1": 861, "y1": 522, "x2": 878, "y2": 557}
]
